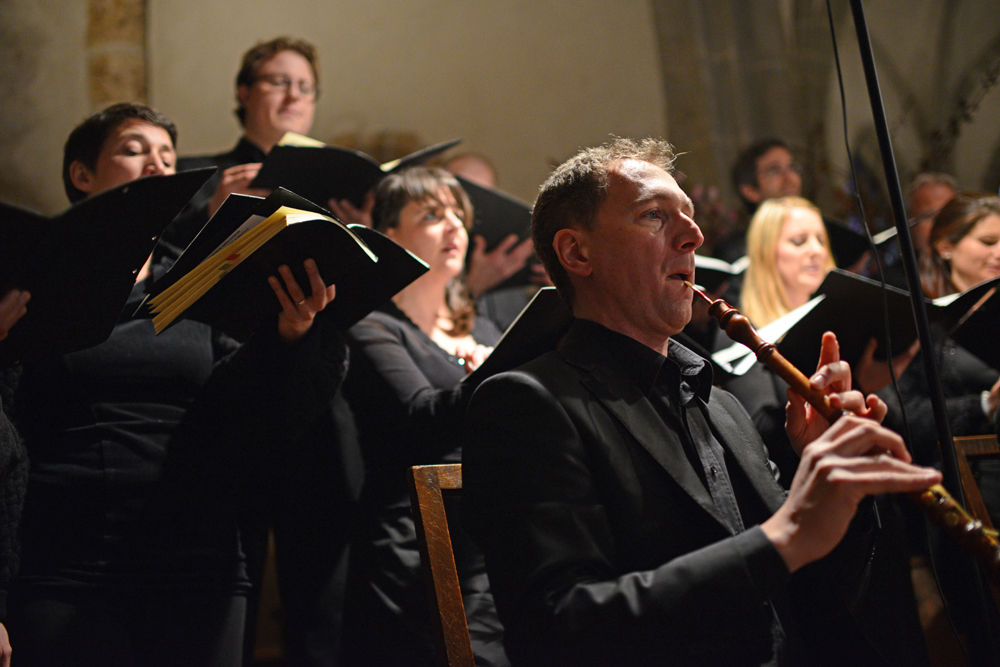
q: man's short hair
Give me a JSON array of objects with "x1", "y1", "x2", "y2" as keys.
[
  {"x1": 63, "y1": 102, "x2": 178, "y2": 203},
  {"x1": 905, "y1": 172, "x2": 958, "y2": 209},
  {"x1": 532, "y1": 137, "x2": 676, "y2": 305},
  {"x1": 731, "y1": 138, "x2": 789, "y2": 212},
  {"x1": 234, "y1": 36, "x2": 319, "y2": 126}
]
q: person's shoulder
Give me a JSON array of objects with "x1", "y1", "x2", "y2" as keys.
[
  {"x1": 473, "y1": 349, "x2": 581, "y2": 408},
  {"x1": 176, "y1": 140, "x2": 251, "y2": 171},
  {"x1": 177, "y1": 149, "x2": 234, "y2": 170},
  {"x1": 472, "y1": 314, "x2": 503, "y2": 346},
  {"x1": 348, "y1": 305, "x2": 408, "y2": 338},
  {"x1": 176, "y1": 154, "x2": 220, "y2": 171}
]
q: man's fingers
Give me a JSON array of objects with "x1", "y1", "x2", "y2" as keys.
[
  {"x1": 808, "y1": 415, "x2": 911, "y2": 462},
  {"x1": 817, "y1": 331, "x2": 841, "y2": 370},
  {"x1": 810, "y1": 360, "x2": 852, "y2": 392},
  {"x1": 492, "y1": 234, "x2": 520, "y2": 254},
  {"x1": 823, "y1": 456, "x2": 941, "y2": 494},
  {"x1": 472, "y1": 234, "x2": 488, "y2": 256},
  {"x1": 277, "y1": 264, "x2": 307, "y2": 307}
]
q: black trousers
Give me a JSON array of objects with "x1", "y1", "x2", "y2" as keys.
[{"x1": 8, "y1": 584, "x2": 247, "y2": 667}]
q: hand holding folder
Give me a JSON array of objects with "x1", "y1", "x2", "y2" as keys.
[{"x1": 144, "y1": 188, "x2": 429, "y2": 340}]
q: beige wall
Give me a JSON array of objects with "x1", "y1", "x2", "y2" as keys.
[
  {"x1": 5, "y1": 1, "x2": 995, "y2": 220},
  {"x1": 147, "y1": 0, "x2": 668, "y2": 204},
  {"x1": 0, "y1": 0, "x2": 89, "y2": 213}
]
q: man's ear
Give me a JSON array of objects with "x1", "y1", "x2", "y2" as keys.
[
  {"x1": 236, "y1": 84, "x2": 251, "y2": 110},
  {"x1": 68, "y1": 160, "x2": 95, "y2": 195},
  {"x1": 553, "y1": 227, "x2": 592, "y2": 278},
  {"x1": 739, "y1": 183, "x2": 762, "y2": 205}
]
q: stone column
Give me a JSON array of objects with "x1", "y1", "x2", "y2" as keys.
[{"x1": 87, "y1": 0, "x2": 147, "y2": 110}]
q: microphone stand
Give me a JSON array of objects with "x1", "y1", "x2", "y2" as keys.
[{"x1": 848, "y1": 1, "x2": 1000, "y2": 662}]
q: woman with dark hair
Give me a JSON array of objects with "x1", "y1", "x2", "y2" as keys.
[
  {"x1": 875, "y1": 193, "x2": 1000, "y2": 656},
  {"x1": 7, "y1": 103, "x2": 346, "y2": 666},
  {"x1": 921, "y1": 192, "x2": 1000, "y2": 298},
  {"x1": 339, "y1": 167, "x2": 507, "y2": 667},
  {"x1": 888, "y1": 193, "x2": 1000, "y2": 492}
]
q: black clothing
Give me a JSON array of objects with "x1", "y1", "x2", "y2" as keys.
[
  {"x1": 722, "y1": 362, "x2": 798, "y2": 488},
  {"x1": 476, "y1": 285, "x2": 537, "y2": 333},
  {"x1": 581, "y1": 320, "x2": 749, "y2": 529},
  {"x1": 464, "y1": 320, "x2": 927, "y2": 667},
  {"x1": 238, "y1": 389, "x2": 361, "y2": 667},
  {"x1": 877, "y1": 332, "x2": 1000, "y2": 662},
  {"x1": 177, "y1": 137, "x2": 361, "y2": 666},
  {"x1": 9, "y1": 257, "x2": 348, "y2": 666},
  {"x1": 0, "y1": 366, "x2": 27, "y2": 621},
  {"x1": 880, "y1": 331, "x2": 1000, "y2": 528},
  {"x1": 166, "y1": 138, "x2": 268, "y2": 250},
  {"x1": 881, "y1": 335, "x2": 997, "y2": 470},
  {"x1": 339, "y1": 301, "x2": 507, "y2": 667}
]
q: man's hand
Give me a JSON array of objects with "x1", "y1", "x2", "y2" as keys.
[
  {"x1": 465, "y1": 234, "x2": 534, "y2": 297},
  {"x1": 328, "y1": 190, "x2": 375, "y2": 228},
  {"x1": 986, "y1": 376, "x2": 1000, "y2": 418},
  {"x1": 0, "y1": 289, "x2": 29, "y2": 342},
  {"x1": 785, "y1": 332, "x2": 886, "y2": 455},
  {"x1": 762, "y1": 414, "x2": 941, "y2": 573},
  {"x1": 0, "y1": 621, "x2": 10, "y2": 667},
  {"x1": 208, "y1": 163, "x2": 271, "y2": 218},
  {"x1": 268, "y1": 258, "x2": 337, "y2": 342},
  {"x1": 854, "y1": 337, "x2": 919, "y2": 395}
]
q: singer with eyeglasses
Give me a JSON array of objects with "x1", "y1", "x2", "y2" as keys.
[
  {"x1": 172, "y1": 37, "x2": 358, "y2": 666},
  {"x1": 169, "y1": 36, "x2": 322, "y2": 249}
]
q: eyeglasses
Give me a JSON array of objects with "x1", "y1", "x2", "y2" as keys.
[
  {"x1": 254, "y1": 74, "x2": 318, "y2": 99},
  {"x1": 757, "y1": 162, "x2": 802, "y2": 180}
]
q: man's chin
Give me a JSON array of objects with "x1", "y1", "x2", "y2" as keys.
[{"x1": 275, "y1": 117, "x2": 312, "y2": 137}]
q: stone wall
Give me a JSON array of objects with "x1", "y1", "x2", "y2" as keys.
[
  {"x1": 86, "y1": 0, "x2": 147, "y2": 108},
  {"x1": 1, "y1": 0, "x2": 996, "y2": 220}
]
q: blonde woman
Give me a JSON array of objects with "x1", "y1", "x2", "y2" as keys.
[
  {"x1": 728, "y1": 197, "x2": 911, "y2": 483},
  {"x1": 740, "y1": 197, "x2": 835, "y2": 327}
]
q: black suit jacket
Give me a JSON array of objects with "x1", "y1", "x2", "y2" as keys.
[{"x1": 464, "y1": 320, "x2": 927, "y2": 667}]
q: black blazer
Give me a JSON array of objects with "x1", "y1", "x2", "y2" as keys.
[{"x1": 464, "y1": 321, "x2": 926, "y2": 667}]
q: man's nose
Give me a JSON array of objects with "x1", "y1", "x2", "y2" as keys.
[{"x1": 144, "y1": 155, "x2": 167, "y2": 175}]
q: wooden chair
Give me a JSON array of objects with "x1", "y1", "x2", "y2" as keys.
[
  {"x1": 409, "y1": 463, "x2": 475, "y2": 667},
  {"x1": 952, "y1": 434, "x2": 1000, "y2": 615},
  {"x1": 953, "y1": 434, "x2": 1000, "y2": 532}
]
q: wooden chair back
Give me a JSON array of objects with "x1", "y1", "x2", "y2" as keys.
[
  {"x1": 953, "y1": 434, "x2": 999, "y2": 532},
  {"x1": 409, "y1": 463, "x2": 475, "y2": 667}
]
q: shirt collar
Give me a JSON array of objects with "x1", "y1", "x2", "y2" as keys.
[
  {"x1": 235, "y1": 136, "x2": 268, "y2": 162},
  {"x1": 574, "y1": 319, "x2": 713, "y2": 405}
]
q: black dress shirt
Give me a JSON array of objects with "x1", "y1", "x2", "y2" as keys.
[{"x1": 578, "y1": 320, "x2": 748, "y2": 535}]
